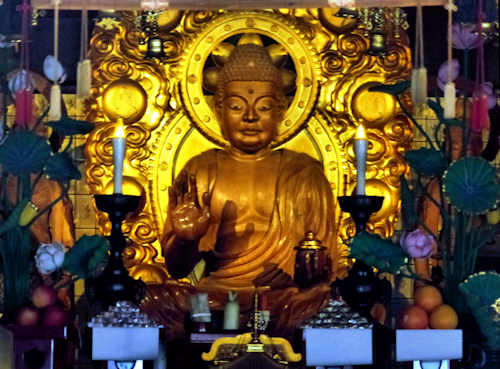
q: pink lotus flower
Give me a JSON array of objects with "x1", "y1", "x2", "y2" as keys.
[
  {"x1": 452, "y1": 23, "x2": 480, "y2": 50},
  {"x1": 437, "y1": 59, "x2": 460, "y2": 91},
  {"x1": 477, "y1": 82, "x2": 497, "y2": 110},
  {"x1": 400, "y1": 229, "x2": 436, "y2": 259}
]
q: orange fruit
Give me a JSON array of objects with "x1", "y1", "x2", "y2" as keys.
[
  {"x1": 429, "y1": 304, "x2": 459, "y2": 329},
  {"x1": 414, "y1": 285, "x2": 443, "y2": 312},
  {"x1": 398, "y1": 304, "x2": 429, "y2": 329}
]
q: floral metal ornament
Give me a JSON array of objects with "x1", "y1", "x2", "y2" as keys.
[
  {"x1": 443, "y1": 156, "x2": 500, "y2": 215},
  {"x1": 35, "y1": 242, "x2": 66, "y2": 275},
  {"x1": 452, "y1": 23, "x2": 479, "y2": 50}
]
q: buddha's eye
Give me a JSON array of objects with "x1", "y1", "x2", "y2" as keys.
[
  {"x1": 255, "y1": 98, "x2": 275, "y2": 112},
  {"x1": 225, "y1": 98, "x2": 245, "y2": 111}
]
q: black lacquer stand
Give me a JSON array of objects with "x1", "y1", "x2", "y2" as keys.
[
  {"x1": 337, "y1": 194, "x2": 385, "y2": 316},
  {"x1": 337, "y1": 194, "x2": 393, "y2": 369},
  {"x1": 94, "y1": 194, "x2": 142, "y2": 306}
]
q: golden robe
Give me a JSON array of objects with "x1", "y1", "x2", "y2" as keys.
[
  {"x1": 142, "y1": 148, "x2": 341, "y2": 339},
  {"x1": 162, "y1": 148, "x2": 342, "y2": 290}
]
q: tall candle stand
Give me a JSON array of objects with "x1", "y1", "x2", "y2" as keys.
[
  {"x1": 94, "y1": 194, "x2": 142, "y2": 306},
  {"x1": 337, "y1": 194, "x2": 393, "y2": 369},
  {"x1": 336, "y1": 194, "x2": 385, "y2": 317}
]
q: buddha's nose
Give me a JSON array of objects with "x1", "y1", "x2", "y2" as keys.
[{"x1": 243, "y1": 107, "x2": 258, "y2": 123}]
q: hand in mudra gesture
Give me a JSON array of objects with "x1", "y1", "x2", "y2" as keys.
[{"x1": 168, "y1": 172, "x2": 210, "y2": 241}]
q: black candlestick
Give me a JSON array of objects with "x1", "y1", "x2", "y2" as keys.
[
  {"x1": 336, "y1": 194, "x2": 385, "y2": 318},
  {"x1": 94, "y1": 194, "x2": 141, "y2": 306},
  {"x1": 338, "y1": 194, "x2": 393, "y2": 369}
]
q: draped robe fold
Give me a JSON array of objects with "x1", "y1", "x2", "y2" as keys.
[{"x1": 161, "y1": 148, "x2": 345, "y2": 292}]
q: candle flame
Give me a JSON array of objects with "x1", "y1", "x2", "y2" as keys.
[
  {"x1": 114, "y1": 124, "x2": 125, "y2": 138},
  {"x1": 355, "y1": 124, "x2": 366, "y2": 139}
]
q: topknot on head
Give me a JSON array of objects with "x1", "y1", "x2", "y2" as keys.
[{"x1": 217, "y1": 44, "x2": 282, "y2": 89}]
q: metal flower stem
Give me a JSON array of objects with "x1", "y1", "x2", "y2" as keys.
[
  {"x1": 396, "y1": 95, "x2": 437, "y2": 151},
  {"x1": 461, "y1": 49, "x2": 471, "y2": 158}
]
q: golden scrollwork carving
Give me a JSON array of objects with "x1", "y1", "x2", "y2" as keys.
[{"x1": 85, "y1": 9, "x2": 413, "y2": 283}]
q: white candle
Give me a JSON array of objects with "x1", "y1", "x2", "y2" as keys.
[
  {"x1": 354, "y1": 124, "x2": 368, "y2": 195},
  {"x1": 112, "y1": 123, "x2": 126, "y2": 194}
]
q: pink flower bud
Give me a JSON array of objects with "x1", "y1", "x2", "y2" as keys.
[{"x1": 400, "y1": 229, "x2": 436, "y2": 259}]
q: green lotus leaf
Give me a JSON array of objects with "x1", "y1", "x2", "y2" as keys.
[
  {"x1": 349, "y1": 231, "x2": 408, "y2": 274},
  {"x1": 0, "y1": 132, "x2": 52, "y2": 176},
  {"x1": 405, "y1": 148, "x2": 448, "y2": 177},
  {"x1": 0, "y1": 199, "x2": 29, "y2": 235},
  {"x1": 400, "y1": 176, "x2": 418, "y2": 229},
  {"x1": 443, "y1": 157, "x2": 500, "y2": 215},
  {"x1": 460, "y1": 272, "x2": 500, "y2": 349},
  {"x1": 0, "y1": 49, "x2": 17, "y2": 80},
  {"x1": 44, "y1": 152, "x2": 81, "y2": 182},
  {"x1": 369, "y1": 80, "x2": 410, "y2": 96},
  {"x1": 63, "y1": 235, "x2": 110, "y2": 279},
  {"x1": 45, "y1": 116, "x2": 94, "y2": 136}
]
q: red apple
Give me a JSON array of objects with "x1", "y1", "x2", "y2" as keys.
[
  {"x1": 16, "y1": 306, "x2": 40, "y2": 326},
  {"x1": 32, "y1": 285, "x2": 57, "y2": 308},
  {"x1": 42, "y1": 305, "x2": 68, "y2": 327}
]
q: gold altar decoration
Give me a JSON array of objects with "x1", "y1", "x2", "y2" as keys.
[
  {"x1": 84, "y1": 8, "x2": 413, "y2": 284},
  {"x1": 201, "y1": 333, "x2": 301, "y2": 367}
]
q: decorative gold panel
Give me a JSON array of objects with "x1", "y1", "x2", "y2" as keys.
[{"x1": 85, "y1": 9, "x2": 413, "y2": 283}]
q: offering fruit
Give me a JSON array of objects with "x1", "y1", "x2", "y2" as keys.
[
  {"x1": 16, "y1": 306, "x2": 40, "y2": 326},
  {"x1": 429, "y1": 304, "x2": 458, "y2": 329},
  {"x1": 42, "y1": 305, "x2": 68, "y2": 327},
  {"x1": 414, "y1": 285, "x2": 443, "y2": 312},
  {"x1": 399, "y1": 304, "x2": 429, "y2": 329},
  {"x1": 32, "y1": 285, "x2": 57, "y2": 309}
]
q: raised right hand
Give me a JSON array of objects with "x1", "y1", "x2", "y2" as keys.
[{"x1": 168, "y1": 171, "x2": 210, "y2": 241}]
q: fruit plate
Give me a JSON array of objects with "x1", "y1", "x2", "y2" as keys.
[
  {"x1": 303, "y1": 328, "x2": 373, "y2": 366},
  {"x1": 396, "y1": 329, "x2": 462, "y2": 361},
  {"x1": 92, "y1": 327, "x2": 160, "y2": 360}
]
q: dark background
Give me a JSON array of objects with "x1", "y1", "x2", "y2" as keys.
[{"x1": 0, "y1": 0, "x2": 498, "y2": 94}]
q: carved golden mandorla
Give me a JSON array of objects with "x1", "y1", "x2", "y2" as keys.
[{"x1": 85, "y1": 9, "x2": 413, "y2": 284}]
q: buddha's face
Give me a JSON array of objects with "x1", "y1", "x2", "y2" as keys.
[{"x1": 218, "y1": 81, "x2": 284, "y2": 154}]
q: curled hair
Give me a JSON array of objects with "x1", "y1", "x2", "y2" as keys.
[{"x1": 214, "y1": 44, "x2": 287, "y2": 113}]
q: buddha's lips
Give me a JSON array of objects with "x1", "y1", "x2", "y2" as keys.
[{"x1": 241, "y1": 129, "x2": 261, "y2": 136}]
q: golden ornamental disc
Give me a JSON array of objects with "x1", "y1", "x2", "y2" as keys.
[
  {"x1": 102, "y1": 78, "x2": 148, "y2": 124},
  {"x1": 180, "y1": 11, "x2": 320, "y2": 148}
]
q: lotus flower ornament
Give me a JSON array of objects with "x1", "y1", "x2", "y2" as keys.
[{"x1": 43, "y1": 55, "x2": 67, "y2": 84}]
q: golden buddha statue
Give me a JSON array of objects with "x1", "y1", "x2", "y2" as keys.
[{"x1": 141, "y1": 44, "x2": 340, "y2": 338}]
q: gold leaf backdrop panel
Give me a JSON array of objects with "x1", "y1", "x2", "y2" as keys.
[{"x1": 84, "y1": 9, "x2": 413, "y2": 281}]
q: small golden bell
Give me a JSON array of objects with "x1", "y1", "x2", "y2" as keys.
[
  {"x1": 145, "y1": 37, "x2": 165, "y2": 59},
  {"x1": 367, "y1": 32, "x2": 387, "y2": 56}
]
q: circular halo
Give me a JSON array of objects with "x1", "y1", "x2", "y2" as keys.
[
  {"x1": 102, "y1": 78, "x2": 148, "y2": 124},
  {"x1": 180, "y1": 11, "x2": 320, "y2": 148}
]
